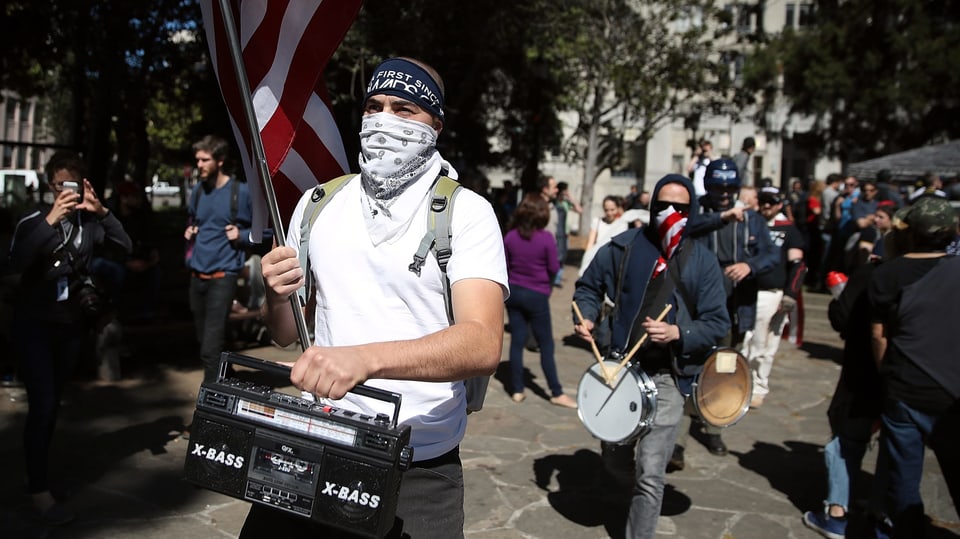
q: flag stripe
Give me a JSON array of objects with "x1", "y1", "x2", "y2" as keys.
[{"x1": 200, "y1": 0, "x2": 361, "y2": 232}]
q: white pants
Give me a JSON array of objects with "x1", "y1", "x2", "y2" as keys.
[{"x1": 741, "y1": 289, "x2": 788, "y2": 397}]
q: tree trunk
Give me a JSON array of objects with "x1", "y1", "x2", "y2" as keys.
[
  {"x1": 578, "y1": 84, "x2": 605, "y2": 233},
  {"x1": 631, "y1": 138, "x2": 649, "y2": 194}
]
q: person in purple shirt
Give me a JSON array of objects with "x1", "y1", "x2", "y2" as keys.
[{"x1": 504, "y1": 193, "x2": 577, "y2": 408}]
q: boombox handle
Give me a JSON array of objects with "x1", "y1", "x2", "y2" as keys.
[{"x1": 218, "y1": 352, "x2": 404, "y2": 428}]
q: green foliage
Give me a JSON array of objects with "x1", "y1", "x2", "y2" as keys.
[
  {"x1": 542, "y1": 0, "x2": 731, "y2": 225},
  {"x1": 4, "y1": 0, "x2": 736, "y2": 209},
  {"x1": 328, "y1": 0, "x2": 566, "y2": 189},
  {"x1": 740, "y1": 0, "x2": 960, "y2": 160},
  {"x1": 2, "y1": 0, "x2": 220, "y2": 191}
]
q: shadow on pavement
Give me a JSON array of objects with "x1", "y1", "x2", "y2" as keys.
[
  {"x1": 733, "y1": 440, "x2": 824, "y2": 512},
  {"x1": 533, "y1": 448, "x2": 692, "y2": 539},
  {"x1": 0, "y1": 374, "x2": 207, "y2": 538},
  {"x1": 799, "y1": 340, "x2": 843, "y2": 365}
]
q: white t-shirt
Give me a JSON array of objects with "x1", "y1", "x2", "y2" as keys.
[
  {"x1": 285, "y1": 174, "x2": 508, "y2": 460},
  {"x1": 578, "y1": 216, "x2": 629, "y2": 276},
  {"x1": 693, "y1": 157, "x2": 711, "y2": 197}
]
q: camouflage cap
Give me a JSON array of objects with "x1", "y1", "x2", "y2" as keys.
[{"x1": 893, "y1": 196, "x2": 958, "y2": 235}]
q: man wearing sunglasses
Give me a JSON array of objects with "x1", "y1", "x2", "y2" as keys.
[
  {"x1": 677, "y1": 157, "x2": 779, "y2": 459},
  {"x1": 573, "y1": 174, "x2": 728, "y2": 539},
  {"x1": 742, "y1": 187, "x2": 806, "y2": 409}
]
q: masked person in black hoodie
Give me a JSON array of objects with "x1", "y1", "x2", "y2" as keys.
[{"x1": 573, "y1": 174, "x2": 728, "y2": 539}]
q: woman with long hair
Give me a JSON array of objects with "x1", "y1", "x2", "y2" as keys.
[
  {"x1": 578, "y1": 195, "x2": 627, "y2": 276},
  {"x1": 503, "y1": 193, "x2": 576, "y2": 408}
]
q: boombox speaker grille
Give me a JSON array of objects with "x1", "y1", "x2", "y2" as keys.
[{"x1": 182, "y1": 412, "x2": 254, "y2": 497}]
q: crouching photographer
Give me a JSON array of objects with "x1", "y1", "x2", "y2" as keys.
[{"x1": 6, "y1": 151, "x2": 131, "y2": 525}]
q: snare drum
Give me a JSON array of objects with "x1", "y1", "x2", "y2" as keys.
[
  {"x1": 576, "y1": 360, "x2": 658, "y2": 443},
  {"x1": 693, "y1": 347, "x2": 752, "y2": 428}
]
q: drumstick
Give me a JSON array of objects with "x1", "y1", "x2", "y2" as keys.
[
  {"x1": 571, "y1": 301, "x2": 614, "y2": 385},
  {"x1": 609, "y1": 304, "x2": 673, "y2": 381}
]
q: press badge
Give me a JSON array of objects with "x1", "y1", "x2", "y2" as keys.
[
  {"x1": 715, "y1": 350, "x2": 738, "y2": 374},
  {"x1": 57, "y1": 276, "x2": 69, "y2": 301}
]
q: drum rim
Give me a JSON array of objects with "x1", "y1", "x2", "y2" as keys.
[
  {"x1": 693, "y1": 348, "x2": 752, "y2": 428},
  {"x1": 576, "y1": 360, "x2": 657, "y2": 443}
]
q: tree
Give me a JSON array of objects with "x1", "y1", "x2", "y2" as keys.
[
  {"x1": 740, "y1": 0, "x2": 960, "y2": 162},
  {"x1": 548, "y1": 0, "x2": 732, "y2": 228},
  {"x1": 2, "y1": 1, "x2": 223, "y2": 193},
  {"x1": 325, "y1": 0, "x2": 567, "y2": 193}
]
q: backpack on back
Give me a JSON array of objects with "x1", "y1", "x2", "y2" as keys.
[{"x1": 297, "y1": 174, "x2": 490, "y2": 413}]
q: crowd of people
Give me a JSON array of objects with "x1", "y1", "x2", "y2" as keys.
[
  {"x1": 2, "y1": 56, "x2": 957, "y2": 539},
  {"x1": 499, "y1": 143, "x2": 958, "y2": 539}
]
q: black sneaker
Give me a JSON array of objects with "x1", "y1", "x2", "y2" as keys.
[
  {"x1": 33, "y1": 502, "x2": 75, "y2": 526},
  {"x1": 704, "y1": 433, "x2": 728, "y2": 456},
  {"x1": 667, "y1": 445, "x2": 685, "y2": 472}
]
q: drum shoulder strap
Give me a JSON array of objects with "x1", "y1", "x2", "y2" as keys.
[{"x1": 665, "y1": 242, "x2": 696, "y2": 318}]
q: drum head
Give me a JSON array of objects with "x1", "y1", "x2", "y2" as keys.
[
  {"x1": 694, "y1": 348, "x2": 752, "y2": 428},
  {"x1": 577, "y1": 360, "x2": 654, "y2": 443}
]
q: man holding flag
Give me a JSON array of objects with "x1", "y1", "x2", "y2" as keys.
[{"x1": 240, "y1": 57, "x2": 508, "y2": 537}]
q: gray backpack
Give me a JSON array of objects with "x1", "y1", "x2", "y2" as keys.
[{"x1": 297, "y1": 174, "x2": 490, "y2": 413}]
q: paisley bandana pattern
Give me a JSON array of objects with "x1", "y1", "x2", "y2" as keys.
[{"x1": 358, "y1": 112, "x2": 438, "y2": 212}]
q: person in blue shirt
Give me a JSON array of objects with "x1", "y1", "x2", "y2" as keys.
[{"x1": 183, "y1": 135, "x2": 253, "y2": 385}]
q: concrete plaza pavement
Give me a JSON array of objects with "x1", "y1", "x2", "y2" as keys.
[{"x1": 1, "y1": 278, "x2": 957, "y2": 538}]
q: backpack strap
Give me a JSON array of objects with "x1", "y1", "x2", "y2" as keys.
[
  {"x1": 295, "y1": 174, "x2": 461, "y2": 322},
  {"x1": 296, "y1": 174, "x2": 355, "y2": 303},
  {"x1": 189, "y1": 182, "x2": 202, "y2": 220},
  {"x1": 229, "y1": 178, "x2": 239, "y2": 225},
  {"x1": 409, "y1": 177, "x2": 460, "y2": 273},
  {"x1": 425, "y1": 176, "x2": 461, "y2": 323}
]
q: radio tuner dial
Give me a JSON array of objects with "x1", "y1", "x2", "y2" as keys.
[{"x1": 374, "y1": 413, "x2": 390, "y2": 425}]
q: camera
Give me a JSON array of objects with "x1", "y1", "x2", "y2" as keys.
[{"x1": 73, "y1": 276, "x2": 103, "y2": 320}]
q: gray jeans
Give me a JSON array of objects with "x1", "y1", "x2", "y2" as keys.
[{"x1": 626, "y1": 372, "x2": 686, "y2": 539}]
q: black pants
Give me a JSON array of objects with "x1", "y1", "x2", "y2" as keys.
[
  {"x1": 14, "y1": 317, "x2": 84, "y2": 493},
  {"x1": 240, "y1": 447, "x2": 465, "y2": 538}
]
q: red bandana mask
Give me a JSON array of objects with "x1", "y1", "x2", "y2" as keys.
[{"x1": 653, "y1": 205, "x2": 688, "y2": 277}]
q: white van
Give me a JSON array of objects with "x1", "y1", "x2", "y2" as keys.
[{"x1": 0, "y1": 169, "x2": 42, "y2": 208}]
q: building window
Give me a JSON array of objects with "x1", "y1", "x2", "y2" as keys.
[
  {"x1": 672, "y1": 154, "x2": 686, "y2": 175},
  {"x1": 797, "y1": 3, "x2": 814, "y2": 27},
  {"x1": 786, "y1": 2, "x2": 813, "y2": 29},
  {"x1": 737, "y1": 4, "x2": 753, "y2": 35}
]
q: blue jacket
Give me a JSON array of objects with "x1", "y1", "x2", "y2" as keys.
[
  {"x1": 573, "y1": 175, "x2": 729, "y2": 378},
  {"x1": 687, "y1": 201, "x2": 778, "y2": 332}
]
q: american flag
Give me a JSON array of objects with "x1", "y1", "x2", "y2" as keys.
[{"x1": 199, "y1": 0, "x2": 362, "y2": 237}]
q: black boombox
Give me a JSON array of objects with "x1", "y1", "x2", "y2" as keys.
[{"x1": 183, "y1": 352, "x2": 413, "y2": 538}]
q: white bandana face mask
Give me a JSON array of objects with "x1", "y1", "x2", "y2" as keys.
[{"x1": 358, "y1": 112, "x2": 438, "y2": 205}]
